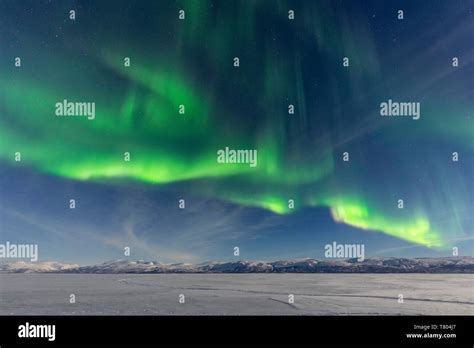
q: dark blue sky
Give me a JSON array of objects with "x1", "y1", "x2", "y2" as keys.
[{"x1": 0, "y1": 0, "x2": 472, "y2": 264}]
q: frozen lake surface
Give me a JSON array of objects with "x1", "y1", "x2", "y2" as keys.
[{"x1": 0, "y1": 273, "x2": 472, "y2": 315}]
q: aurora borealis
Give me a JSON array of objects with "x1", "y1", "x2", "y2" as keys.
[{"x1": 0, "y1": 0, "x2": 472, "y2": 263}]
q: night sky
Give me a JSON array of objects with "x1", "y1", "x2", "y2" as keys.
[{"x1": 0, "y1": 0, "x2": 472, "y2": 264}]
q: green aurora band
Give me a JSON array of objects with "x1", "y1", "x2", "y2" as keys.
[{"x1": 0, "y1": 1, "x2": 471, "y2": 250}]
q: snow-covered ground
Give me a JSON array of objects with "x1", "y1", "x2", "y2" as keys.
[{"x1": 0, "y1": 274, "x2": 472, "y2": 315}]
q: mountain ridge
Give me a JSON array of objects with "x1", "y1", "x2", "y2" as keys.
[{"x1": 1, "y1": 257, "x2": 473, "y2": 273}]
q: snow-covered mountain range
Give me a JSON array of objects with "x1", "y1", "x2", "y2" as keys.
[{"x1": 1, "y1": 257, "x2": 473, "y2": 273}]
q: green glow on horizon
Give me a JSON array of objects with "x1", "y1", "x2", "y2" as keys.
[{"x1": 329, "y1": 203, "x2": 443, "y2": 248}]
